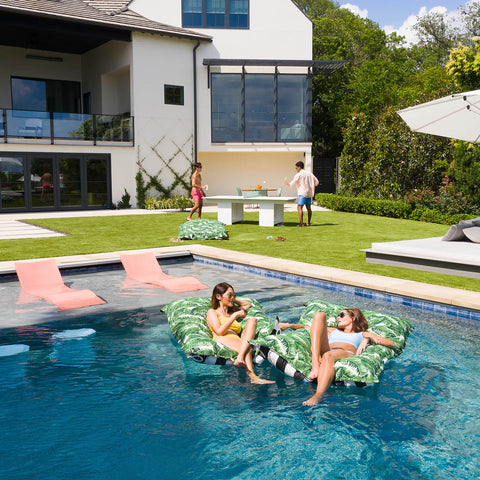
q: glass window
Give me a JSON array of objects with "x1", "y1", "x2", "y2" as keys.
[
  {"x1": 11, "y1": 78, "x2": 47, "y2": 111},
  {"x1": 230, "y1": 0, "x2": 248, "y2": 28},
  {"x1": 211, "y1": 73, "x2": 310, "y2": 143},
  {"x1": 59, "y1": 157, "x2": 82, "y2": 207},
  {"x1": 183, "y1": 0, "x2": 202, "y2": 27},
  {"x1": 278, "y1": 75, "x2": 307, "y2": 141},
  {"x1": 211, "y1": 74, "x2": 243, "y2": 142},
  {"x1": 245, "y1": 75, "x2": 274, "y2": 142},
  {"x1": 0, "y1": 156, "x2": 25, "y2": 210},
  {"x1": 87, "y1": 157, "x2": 108, "y2": 207},
  {"x1": 11, "y1": 77, "x2": 81, "y2": 113},
  {"x1": 182, "y1": 0, "x2": 248, "y2": 28},
  {"x1": 207, "y1": 0, "x2": 225, "y2": 27},
  {"x1": 164, "y1": 85, "x2": 184, "y2": 105},
  {"x1": 31, "y1": 157, "x2": 54, "y2": 208}
]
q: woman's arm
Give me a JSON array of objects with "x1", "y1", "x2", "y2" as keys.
[
  {"x1": 361, "y1": 332, "x2": 395, "y2": 350},
  {"x1": 234, "y1": 298, "x2": 251, "y2": 312},
  {"x1": 206, "y1": 308, "x2": 245, "y2": 337},
  {"x1": 279, "y1": 323, "x2": 307, "y2": 331}
]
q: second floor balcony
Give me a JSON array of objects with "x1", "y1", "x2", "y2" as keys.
[{"x1": 0, "y1": 109, "x2": 134, "y2": 146}]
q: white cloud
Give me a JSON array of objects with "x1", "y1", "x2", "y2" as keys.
[{"x1": 340, "y1": 3, "x2": 368, "y2": 19}]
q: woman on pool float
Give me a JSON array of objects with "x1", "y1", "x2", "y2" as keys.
[
  {"x1": 280, "y1": 308, "x2": 395, "y2": 406},
  {"x1": 207, "y1": 283, "x2": 274, "y2": 385}
]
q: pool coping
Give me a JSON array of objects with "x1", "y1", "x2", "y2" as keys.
[{"x1": 1, "y1": 244, "x2": 479, "y2": 312}]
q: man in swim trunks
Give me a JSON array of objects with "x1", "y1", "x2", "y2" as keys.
[
  {"x1": 282, "y1": 161, "x2": 319, "y2": 227},
  {"x1": 187, "y1": 162, "x2": 206, "y2": 221},
  {"x1": 280, "y1": 308, "x2": 394, "y2": 406}
]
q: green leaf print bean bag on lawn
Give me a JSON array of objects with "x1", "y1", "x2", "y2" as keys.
[
  {"x1": 249, "y1": 299, "x2": 413, "y2": 386},
  {"x1": 179, "y1": 219, "x2": 229, "y2": 240},
  {"x1": 164, "y1": 296, "x2": 278, "y2": 365}
]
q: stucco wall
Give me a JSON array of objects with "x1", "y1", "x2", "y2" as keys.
[
  {"x1": 130, "y1": 33, "x2": 198, "y2": 200},
  {"x1": 81, "y1": 40, "x2": 132, "y2": 115}
]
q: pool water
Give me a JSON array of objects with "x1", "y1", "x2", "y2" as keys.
[{"x1": 0, "y1": 263, "x2": 479, "y2": 479}]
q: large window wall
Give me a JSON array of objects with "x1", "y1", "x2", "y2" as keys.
[
  {"x1": 211, "y1": 73, "x2": 311, "y2": 143},
  {"x1": 0, "y1": 153, "x2": 111, "y2": 212}
]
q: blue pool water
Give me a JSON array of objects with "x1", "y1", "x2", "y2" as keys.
[{"x1": 0, "y1": 261, "x2": 479, "y2": 479}]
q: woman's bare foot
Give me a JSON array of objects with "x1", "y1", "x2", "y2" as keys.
[
  {"x1": 303, "y1": 393, "x2": 322, "y2": 406},
  {"x1": 308, "y1": 364, "x2": 320, "y2": 380},
  {"x1": 234, "y1": 356, "x2": 247, "y2": 369},
  {"x1": 249, "y1": 374, "x2": 275, "y2": 385}
]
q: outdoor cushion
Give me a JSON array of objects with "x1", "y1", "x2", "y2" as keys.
[
  {"x1": 463, "y1": 226, "x2": 480, "y2": 243},
  {"x1": 250, "y1": 299, "x2": 413, "y2": 386},
  {"x1": 442, "y1": 224, "x2": 467, "y2": 241},
  {"x1": 164, "y1": 296, "x2": 277, "y2": 364},
  {"x1": 443, "y1": 216, "x2": 480, "y2": 241},
  {"x1": 178, "y1": 219, "x2": 228, "y2": 240}
]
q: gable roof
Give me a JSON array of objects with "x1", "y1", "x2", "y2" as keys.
[{"x1": 0, "y1": 0, "x2": 212, "y2": 43}]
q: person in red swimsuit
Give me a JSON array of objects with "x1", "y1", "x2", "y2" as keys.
[{"x1": 187, "y1": 162, "x2": 206, "y2": 221}]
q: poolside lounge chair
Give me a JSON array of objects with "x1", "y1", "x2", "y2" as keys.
[
  {"x1": 15, "y1": 259, "x2": 106, "y2": 310},
  {"x1": 120, "y1": 252, "x2": 209, "y2": 293}
]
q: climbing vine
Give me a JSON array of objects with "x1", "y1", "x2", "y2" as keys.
[{"x1": 135, "y1": 134, "x2": 194, "y2": 207}]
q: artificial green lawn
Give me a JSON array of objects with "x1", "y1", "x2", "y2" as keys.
[{"x1": 1, "y1": 210, "x2": 479, "y2": 293}]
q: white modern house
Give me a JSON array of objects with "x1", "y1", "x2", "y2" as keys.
[{"x1": 0, "y1": 0, "x2": 344, "y2": 212}]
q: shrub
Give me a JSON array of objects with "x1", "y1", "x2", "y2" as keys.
[
  {"x1": 144, "y1": 195, "x2": 193, "y2": 211},
  {"x1": 316, "y1": 193, "x2": 475, "y2": 225},
  {"x1": 117, "y1": 188, "x2": 131, "y2": 209}
]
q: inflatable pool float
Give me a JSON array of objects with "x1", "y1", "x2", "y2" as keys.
[
  {"x1": 0, "y1": 344, "x2": 30, "y2": 357},
  {"x1": 164, "y1": 296, "x2": 278, "y2": 364},
  {"x1": 250, "y1": 299, "x2": 413, "y2": 386},
  {"x1": 178, "y1": 219, "x2": 228, "y2": 240}
]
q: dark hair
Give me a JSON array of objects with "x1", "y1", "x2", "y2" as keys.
[
  {"x1": 295, "y1": 161, "x2": 304, "y2": 169},
  {"x1": 344, "y1": 308, "x2": 368, "y2": 332},
  {"x1": 211, "y1": 282, "x2": 234, "y2": 309},
  {"x1": 193, "y1": 162, "x2": 202, "y2": 169}
]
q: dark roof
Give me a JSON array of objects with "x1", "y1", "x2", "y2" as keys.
[
  {"x1": 203, "y1": 59, "x2": 347, "y2": 75},
  {"x1": 0, "y1": 0, "x2": 211, "y2": 54}
]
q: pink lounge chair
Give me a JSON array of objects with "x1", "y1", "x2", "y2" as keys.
[
  {"x1": 15, "y1": 259, "x2": 106, "y2": 310},
  {"x1": 120, "y1": 252, "x2": 209, "y2": 293}
]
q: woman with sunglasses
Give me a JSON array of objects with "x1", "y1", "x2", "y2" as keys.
[
  {"x1": 206, "y1": 282, "x2": 274, "y2": 384},
  {"x1": 280, "y1": 309, "x2": 395, "y2": 405}
]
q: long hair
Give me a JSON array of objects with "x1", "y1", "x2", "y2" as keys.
[
  {"x1": 344, "y1": 308, "x2": 368, "y2": 332},
  {"x1": 211, "y1": 282, "x2": 234, "y2": 310}
]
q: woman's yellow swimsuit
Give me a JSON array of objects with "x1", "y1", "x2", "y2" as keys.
[{"x1": 210, "y1": 315, "x2": 242, "y2": 339}]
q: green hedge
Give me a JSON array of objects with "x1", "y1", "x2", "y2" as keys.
[
  {"x1": 144, "y1": 195, "x2": 193, "y2": 211},
  {"x1": 316, "y1": 193, "x2": 474, "y2": 225}
]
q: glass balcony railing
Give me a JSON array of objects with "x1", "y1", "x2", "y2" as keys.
[{"x1": 0, "y1": 109, "x2": 134, "y2": 145}]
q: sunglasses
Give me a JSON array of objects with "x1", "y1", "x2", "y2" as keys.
[{"x1": 338, "y1": 311, "x2": 351, "y2": 318}]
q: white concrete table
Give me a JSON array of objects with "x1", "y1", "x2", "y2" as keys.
[{"x1": 205, "y1": 195, "x2": 296, "y2": 227}]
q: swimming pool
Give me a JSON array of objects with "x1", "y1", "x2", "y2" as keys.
[{"x1": 0, "y1": 260, "x2": 479, "y2": 479}]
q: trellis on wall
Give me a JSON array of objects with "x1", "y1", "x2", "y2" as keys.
[{"x1": 135, "y1": 133, "x2": 194, "y2": 207}]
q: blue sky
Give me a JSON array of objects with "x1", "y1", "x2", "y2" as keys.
[{"x1": 340, "y1": 1, "x2": 468, "y2": 42}]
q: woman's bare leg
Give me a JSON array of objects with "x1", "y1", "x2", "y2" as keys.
[
  {"x1": 303, "y1": 349, "x2": 353, "y2": 406},
  {"x1": 308, "y1": 312, "x2": 330, "y2": 380},
  {"x1": 215, "y1": 318, "x2": 274, "y2": 384}
]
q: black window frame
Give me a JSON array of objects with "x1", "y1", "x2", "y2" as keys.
[
  {"x1": 164, "y1": 84, "x2": 185, "y2": 106},
  {"x1": 182, "y1": 0, "x2": 249, "y2": 29},
  {"x1": 210, "y1": 72, "x2": 312, "y2": 143}
]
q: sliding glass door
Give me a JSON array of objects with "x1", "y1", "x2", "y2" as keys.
[{"x1": 0, "y1": 153, "x2": 110, "y2": 212}]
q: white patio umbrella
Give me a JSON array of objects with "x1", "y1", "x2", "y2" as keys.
[{"x1": 397, "y1": 89, "x2": 480, "y2": 143}]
